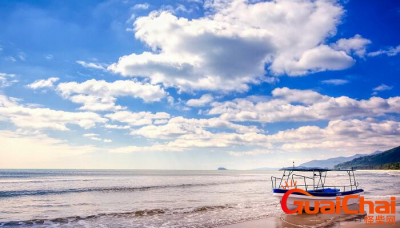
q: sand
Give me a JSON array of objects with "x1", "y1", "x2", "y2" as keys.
[
  {"x1": 221, "y1": 216, "x2": 400, "y2": 228},
  {"x1": 221, "y1": 213, "x2": 400, "y2": 228},
  {"x1": 222, "y1": 199, "x2": 400, "y2": 228}
]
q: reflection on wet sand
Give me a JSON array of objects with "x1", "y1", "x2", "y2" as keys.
[
  {"x1": 279, "y1": 204, "x2": 366, "y2": 227},
  {"x1": 222, "y1": 204, "x2": 367, "y2": 228}
]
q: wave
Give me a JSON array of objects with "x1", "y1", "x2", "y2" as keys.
[
  {"x1": 0, "y1": 179, "x2": 99, "y2": 184},
  {"x1": 0, "y1": 205, "x2": 235, "y2": 227},
  {"x1": 0, "y1": 179, "x2": 265, "y2": 198}
]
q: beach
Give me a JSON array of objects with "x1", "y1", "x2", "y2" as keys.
[
  {"x1": 222, "y1": 214, "x2": 400, "y2": 228},
  {"x1": 0, "y1": 170, "x2": 399, "y2": 227},
  {"x1": 222, "y1": 216, "x2": 400, "y2": 228},
  {"x1": 223, "y1": 201, "x2": 400, "y2": 228}
]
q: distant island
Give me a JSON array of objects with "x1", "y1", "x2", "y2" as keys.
[
  {"x1": 217, "y1": 167, "x2": 227, "y2": 170},
  {"x1": 335, "y1": 146, "x2": 400, "y2": 170}
]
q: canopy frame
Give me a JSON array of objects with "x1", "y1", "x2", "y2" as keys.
[{"x1": 271, "y1": 166, "x2": 359, "y2": 192}]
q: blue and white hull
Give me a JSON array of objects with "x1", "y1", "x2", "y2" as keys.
[{"x1": 273, "y1": 188, "x2": 364, "y2": 210}]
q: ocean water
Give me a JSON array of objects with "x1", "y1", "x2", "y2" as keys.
[{"x1": 0, "y1": 170, "x2": 399, "y2": 227}]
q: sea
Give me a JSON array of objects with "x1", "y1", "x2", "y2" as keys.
[{"x1": 0, "y1": 170, "x2": 399, "y2": 227}]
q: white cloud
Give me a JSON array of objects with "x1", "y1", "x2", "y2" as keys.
[
  {"x1": 27, "y1": 77, "x2": 59, "y2": 89},
  {"x1": 132, "y1": 3, "x2": 150, "y2": 10},
  {"x1": 228, "y1": 149, "x2": 272, "y2": 157},
  {"x1": 166, "y1": 131, "x2": 269, "y2": 149},
  {"x1": 110, "y1": 0, "x2": 360, "y2": 92},
  {"x1": 0, "y1": 130, "x2": 100, "y2": 168},
  {"x1": 0, "y1": 73, "x2": 18, "y2": 88},
  {"x1": 69, "y1": 95, "x2": 125, "y2": 112},
  {"x1": 268, "y1": 118, "x2": 400, "y2": 154},
  {"x1": 76, "y1": 61, "x2": 106, "y2": 70},
  {"x1": 110, "y1": 144, "x2": 184, "y2": 153},
  {"x1": 114, "y1": 130, "x2": 271, "y2": 153},
  {"x1": 83, "y1": 133, "x2": 99, "y2": 137},
  {"x1": 276, "y1": 45, "x2": 355, "y2": 76},
  {"x1": 0, "y1": 94, "x2": 107, "y2": 131},
  {"x1": 105, "y1": 124, "x2": 130, "y2": 130},
  {"x1": 368, "y1": 45, "x2": 400, "y2": 57},
  {"x1": 172, "y1": 4, "x2": 196, "y2": 13},
  {"x1": 154, "y1": 119, "x2": 168, "y2": 125},
  {"x1": 106, "y1": 111, "x2": 170, "y2": 126},
  {"x1": 271, "y1": 87, "x2": 329, "y2": 104},
  {"x1": 208, "y1": 87, "x2": 400, "y2": 123},
  {"x1": 126, "y1": 14, "x2": 136, "y2": 23},
  {"x1": 57, "y1": 79, "x2": 167, "y2": 111},
  {"x1": 116, "y1": 118, "x2": 400, "y2": 155},
  {"x1": 373, "y1": 84, "x2": 393, "y2": 92},
  {"x1": 186, "y1": 94, "x2": 213, "y2": 107},
  {"x1": 332, "y1": 34, "x2": 371, "y2": 57},
  {"x1": 321, "y1": 79, "x2": 349, "y2": 85},
  {"x1": 83, "y1": 133, "x2": 112, "y2": 143},
  {"x1": 130, "y1": 116, "x2": 261, "y2": 139}
]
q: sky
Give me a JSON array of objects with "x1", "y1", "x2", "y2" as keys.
[{"x1": 0, "y1": 0, "x2": 399, "y2": 170}]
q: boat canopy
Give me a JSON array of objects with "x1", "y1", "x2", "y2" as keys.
[
  {"x1": 272, "y1": 166, "x2": 360, "y2": 192},
  {"x1": 279, "y1": 167, "x2": 355, "y2": 172}
]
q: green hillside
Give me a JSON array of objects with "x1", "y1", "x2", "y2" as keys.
[{"x1": 335, "y1": 146, "x2": 400, "y2": 170}]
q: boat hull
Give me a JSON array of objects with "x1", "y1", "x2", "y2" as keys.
[{"x1": 273, "y1": 189, "x2": 364, "y2": 210}]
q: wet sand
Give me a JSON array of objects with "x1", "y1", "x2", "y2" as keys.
[
  {"x1": 222, "y1": 204, "x2": 400, "y2": 228},
  {"x1": 221, "y1": 214, "x2": 400, "y2": 228}
]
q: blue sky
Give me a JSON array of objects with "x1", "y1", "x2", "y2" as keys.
[{"x1": 0, "y1": 0, "x2": 399, "y2": 169}]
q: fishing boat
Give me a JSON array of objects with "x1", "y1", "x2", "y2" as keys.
[{"x1": 271, "y1": 166, "x2": 364, "y2": 210}]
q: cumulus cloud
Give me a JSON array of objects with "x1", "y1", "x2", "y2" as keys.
[
  {"x1": 165, "y1": 131, "x2": 269, "y2": 149},
  {"x1": 115, "y1": 118, "x2": 400, "y2": 155},
  {"x1": 110, "y1": 144, "x2": 184, "y2": 153},
  {"x1": 275, "y1": 45, "x2": 355, "y2": 76},
  {"x1": 106, "y1": 111, "x2": 170, "y2": 126},
  {"x1": 208, "y1": 87, "x2": 400, "y2": 123},
  {"x1": 321, "y1": 79, "x2": 349, "y2": 85},
  {"x1": 271, "y1": 87, "x2": 329, "y2": 104},
  {"x1": 105, "y1": 124, "x2": 130, "y2": 130},
  {"x1": 68, "y1": 95, "x2": 124, "y2": 111},
  {"x1": 0, "y1": 94, "x2": 107, "y2": 131},
  {"x1": 27, "y1": 77, "x2": 59, "y2": 89},
  {"x1": 130, "y1": 116, "x2": 262, "y2": 139},
  {"x1": 332, "y1": 34, "x2": 371, "y2": 57},
  {"x1": 57, "y1": 79, "x2": 167, "y2": 111},
  {"x1": 114, "y1": 130, "x2": 270, "y2": 153},
  {"x1": 268, "y1": 118, "x2": 400, "y2": 154},
  {"x1": 368, "y1": 45, "x2": 400, "y2": 57},
  {"x1": 186, "y1": 94, "x2": 213, "y2": 107},
  {"x1": 110, "y1": 0, "x2": 360, "y2": 92}
]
